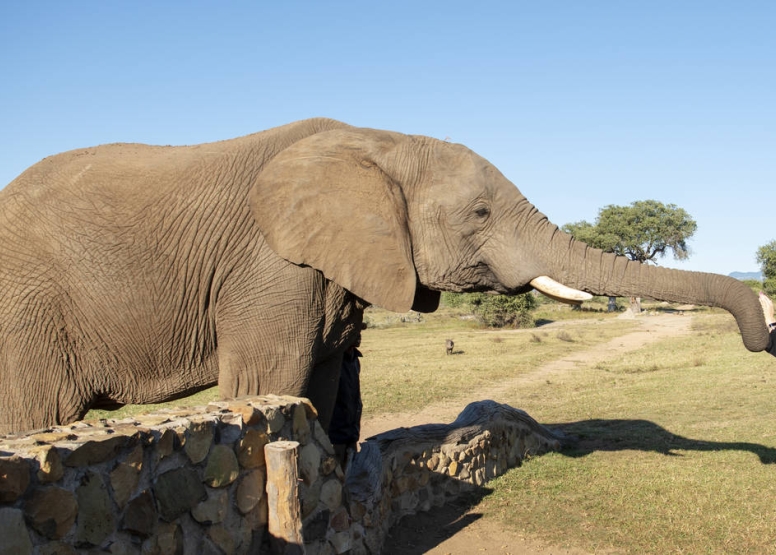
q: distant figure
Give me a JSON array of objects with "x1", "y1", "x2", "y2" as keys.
[
  {"x1": 758, "y1": 292, "x2": 776, "y2": 357},
  {"x1": 446, "y1": 339, "x2": 454, "y2": 355}
]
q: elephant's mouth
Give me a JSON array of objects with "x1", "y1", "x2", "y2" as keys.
[{"x1": 530, "y1": 276, "x2": 592, "y2": 305}]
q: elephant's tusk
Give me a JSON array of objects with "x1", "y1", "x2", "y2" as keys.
[{"x1": 530, "y1": 276, "x2": 593, "y2": 305}]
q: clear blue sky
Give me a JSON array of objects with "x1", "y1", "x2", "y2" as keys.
[{"x1": 2, "y1": 2, "x2": 774, "y2": 275}]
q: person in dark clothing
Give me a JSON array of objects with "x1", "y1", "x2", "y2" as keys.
[
  {"x1": 329, "y1": 333, "x2": 363, "y2": 468},
  {"x1": 758, "y1": 292, "x2": 776, "y2": 357}
]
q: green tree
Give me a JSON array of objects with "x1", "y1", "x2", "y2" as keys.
[
  {"x1": 563, "y1": 200, "x2": 697, "y2": 264},
  {"x1": 563, "y1": 200, "x2": 697, "y2": 312},
  {"x1": 756, "y1": 240, "x2": 776, "y2": 295}
]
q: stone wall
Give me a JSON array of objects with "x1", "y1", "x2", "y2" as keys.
[{"x1": 0, "y1": 397, "x2": 563, "y2": 555}]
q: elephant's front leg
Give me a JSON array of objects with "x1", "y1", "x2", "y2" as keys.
[{"x1": 214, "y1": 262, "x2": 327, "y2": 404}]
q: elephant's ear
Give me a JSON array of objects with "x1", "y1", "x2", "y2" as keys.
[{"x1": 249, "y1": 129, "x2": 418, "y2": 313}]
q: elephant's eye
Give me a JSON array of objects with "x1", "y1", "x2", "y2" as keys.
[{"x1": 474, "y1": 206, "x2": 490, "y2": 219}]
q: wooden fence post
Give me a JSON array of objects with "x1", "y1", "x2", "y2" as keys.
[{"x1": 264, "y1": 440, "x2": 305, "y2": 555}]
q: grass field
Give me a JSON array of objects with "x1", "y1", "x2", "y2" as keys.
[
  {"x1": 88, "y1": 300, "x2": 776, "y2": 553},
  {"x1": 362, "y1": 304, "x2": 776, "y2": 554}
]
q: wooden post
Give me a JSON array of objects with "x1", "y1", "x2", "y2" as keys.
[{"x1": 264, "y1": 440, "x2": 305, "y2": 555}]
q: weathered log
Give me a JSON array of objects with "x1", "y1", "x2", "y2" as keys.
[{"x1": 264, "y1": 440, "x2": 305, "y2": 555}]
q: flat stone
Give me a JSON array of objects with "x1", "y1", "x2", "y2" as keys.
[
  {"x1": 37, "y1": 542, "x2": 78, "y2": 555},
  {"x1": 206, "y1": 525, "x2": 235, "y2": 555},
  {"x1": 237, "y1": 429, "x2": 268, "y2": 468},
  {"x1": 299, "y1": 443, "x2": 320, "y2": 485},
  {"x1": 0, "y1": 455, "x2": 31, "y2": 502},
  {"x1": 0, "y1": 507, "x2": 33, "y2": 555},
  {"x1": 122, "y1": 489, "x2": 157, "y2": 538},
  {"x1": 301, "y1": 479, "x2": 322, "y2": 520},
  {"x1": 64, "y1": 435, "x2": 129, "y2": 467},
  {"x1": 28, "y1": 431, "x2": 77, "y2": 444},
  {"x1": 203, "y1": 444, "x2": 239, "y2": 487},
  {"x1": 312, "y1": 421, "x2": 335, "y2": 455},
  {"x1": 153, "y1": 467, "x2": 206, "y2": 522},
  {"x1": 76, "y1": 471, "x2": 115, "y2": 546},
  {"x1": 110, "y1": 444, "x2": 144, "y2": 508},
  {"x1": 191, "y1": 488, "x2": 227, "y2": 524},
  {"x1": 320, "y1": 479, "x2": 342, "y2": 510},
  {"x1": 217, "y1": 412, "x2": 244, "y2": 445},
  {"x1": 142, "y1": 522, "x2": 182, "y2": 555},
  {"x1": 292, "y1": 403, "x2": 311, "y2": 445},
  {"x1": 105, "y1": 539, "x2": 141, "y2": 554},
  {"x1": 236, "y1": 469, "x2": 264, "y2": 514},
  {"x1": 34, "y1": 445, "x2": 64, "y2": 483},
  {"x1": 330, "y1": 531, "x2": 351, "y2": 554},
  {"x1": 227, "y1": 401, "x2": 264, "y2": 426},
  {"x1": 321, "y1": 456, "x2": 338, "y2": 476},
  {"x1": 302, "y1": 509, "x2": 330, "y2": 543},
  {"x1": 154, "y1": 428, "x2": 176, "y2": 461},
  {"x1": 24, "y1": 486, "x2": 78, "y2": 539},
  {"x1": 184, "y1": 418, "x2": 214, "y2": 464},
  {"x1": 329, "y1": 506, "x2": 350, "y2": 532},
  {"x1": 261, "y1": 405, "x2": 286, "y2": 433}
]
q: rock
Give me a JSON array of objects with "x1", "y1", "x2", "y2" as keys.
[
  {"x1": 329, "y1": 507, "x2": 350, "y2": 532},
  {"x1": 301, "y1": 479, "x2": 322, "y2": 520},
  {"x1": 299, "y1": 442, "x2": 320, "y2": 485},
  {"x1": 292, "y1": 403, "x2": 311, "y2": 445},
  {"x1": 0, "y1": 455, "x2": 31, "y2": 502},
  {"x1": 191, "y1": 488, "x2": 228, "y2": 524},
  {"x1": 154, "y1": 428, "x2": 176, "y2": 461},
  {"x1": 76, "y1": 471, "x2": 116, "y2": 546},
  {"x1": 320, "y1": 479, "x2": 342, "y2": 510},
  {"x1": 206, "y1": 525, "x2": 235, "y2": 555},
  {"x1": 329, "y1": 531, "x2": 351, "y2": 554},
  {"x1": 122, "y1": 489, "x2": 157, "y2": 538},
  {"x1": 37, "y1": 542, "x2": 78, "y2": 555},
  {"x1": 0, "y1": 507, "x2": 33, "y2": 555},
  {"x1": 237, "y1": 429, "x2": 268, "y2": 469},
  {"x1": 313, "y1": 421, "x2": 335, "y2": 455},
  {"x1": 153, "y1": 467, "x2": 206, "y2": 522},
  {"x1": 110, "y1": 444, "x2": 144, "y2": 508},
  {"x1": 24, "y1": 486, "x2": 78, "y2": 539},
  {"x1": 184, "y1": 418, "x2": 214, "y2": 464},
  {"x1": 236, "y1": 469, "x2": 265, "y2": 515},
  {"x1": 34, "y1": 445, "x2": 64, "y2": 483},
  {"x1": 142, "y1": 522, "x2": 182, "y2": 555},
  {"x1": 321, "y1": 456, "x2": 338, "y2": 476},
  {"x1": 261, "y1": 405, "x2": 286, "y2": 433},
  {"x1": 63, "y1": 435, "x2": 129, "y2": 467},
  {"x1": 203, "y1": 445, "x2": 239, "y2": 487},
  {"x1": 227, "y1": 401, "x2": 264, "y2": 427},
  {"x1": 302, "y1": 509, "x2": 330, "y2": 543}
]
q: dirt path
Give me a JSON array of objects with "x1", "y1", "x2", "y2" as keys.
[{"x1": 365, "y1": 313, "x2": 693, "y2": 555}]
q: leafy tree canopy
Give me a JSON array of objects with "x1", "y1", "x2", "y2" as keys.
[{"x1": 562, "y1": 200, "x2": 697, "y2": 265}]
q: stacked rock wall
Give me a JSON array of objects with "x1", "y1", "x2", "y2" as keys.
[{"x1": 0, "y1": 397, "x2": 562, "y2": 555}]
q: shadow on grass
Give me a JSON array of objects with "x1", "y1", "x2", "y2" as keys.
[{"x1": 548, "y1": 419, "x2": 776, "y2": 464}]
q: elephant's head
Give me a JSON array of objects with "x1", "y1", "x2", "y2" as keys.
[{"x1": 251, "y1": 122, "x2": 770, "y2": 352}]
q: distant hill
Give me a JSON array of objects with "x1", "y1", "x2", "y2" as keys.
[{"x1": 729, "y1": 271, "x2": 763, "y2": 281}]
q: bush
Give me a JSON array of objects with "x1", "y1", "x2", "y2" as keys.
[
  {"x1": 764, "y1": 277, "x2": 776, "y2": 297},
  {"x1": 441, "y1": 291, "x2": 538, "y2": 328}
]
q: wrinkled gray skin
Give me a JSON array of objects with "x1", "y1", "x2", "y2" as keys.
[{"x1": 0, "y1": 118, "x2": 769, "y2": 433}]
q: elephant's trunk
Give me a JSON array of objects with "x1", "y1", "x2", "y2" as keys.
[{"x1": 534, "y1": 216, "x2": 770, "y2": 352}]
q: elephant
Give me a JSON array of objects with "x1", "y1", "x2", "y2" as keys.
[{"x1": 0, "y1": 118, "x2": 769, "y2": 434}]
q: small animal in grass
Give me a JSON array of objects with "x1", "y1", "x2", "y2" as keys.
[{"x1": 446, "y1": 339, "x2": 454, "y2": 355}]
